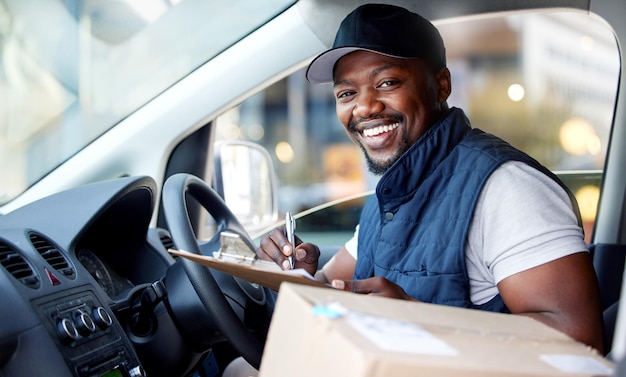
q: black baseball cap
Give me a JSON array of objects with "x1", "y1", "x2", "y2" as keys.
[{"x1": 306, "y1": 3, "x2": 446, "y2": 84}]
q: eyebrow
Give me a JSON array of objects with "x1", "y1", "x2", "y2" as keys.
[{"x1": 333, "y1": 63, "x2": 404, "y2": 88}]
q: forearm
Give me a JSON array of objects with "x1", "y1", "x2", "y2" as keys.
[
  {"x1": 498, "y1": 252, "x2": 605, "y2": 354},
  {"x1": 314, "y1": 269, "x2": 330, "y2": 284},
  {"x1": 314, "y1": 247, "x2": 356, "y2": 285},
  {"x1": 515, "y1": 310, "x2": 604, "y2": 354}
]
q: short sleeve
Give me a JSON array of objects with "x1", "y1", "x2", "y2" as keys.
[
  {"x1": 467, "y1": 161, "x2": 588, "y2": 286},
  {"x1": 345, "y1": 224, "x2": 359, "y2": 260}
]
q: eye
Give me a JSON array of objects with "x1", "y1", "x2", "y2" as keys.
[
  {"x1": 378, "y1": 79, "x2": 398, "y2": 88},
  {"x1": 336, "y1": 90, "x2": 355, "y2": 100}
]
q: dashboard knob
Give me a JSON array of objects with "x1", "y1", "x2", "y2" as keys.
[
  {"x1": 57, "y1": 318, "x2": 79, "y2": 341},
  {"x1": 75, "y1": 311, "x2": 96, "y2": 335},
  {"x1": 128, "y1": 366, "x2": 146, "y2": 377},
  {"x1": 92, "y1": 306, "x2": 113, "y2": 328}
]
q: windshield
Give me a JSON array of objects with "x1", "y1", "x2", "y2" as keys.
[{"x1": 0, "y1": 0, "x2": 293, "y2": 205}]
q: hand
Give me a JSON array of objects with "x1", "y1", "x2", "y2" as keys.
[
  {"x1": 256, "y1": 227, "x2": 320, "y2": 276},
  {"x1": 331, "y1": 276, "x2": 416, "y2": 301}
]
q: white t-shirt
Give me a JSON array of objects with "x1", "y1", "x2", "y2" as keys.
[{"x1": 344, "y1": 161, "x2": 588, "y2": 305}]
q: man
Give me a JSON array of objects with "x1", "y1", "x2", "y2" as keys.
[{"x1": 257, "y1": 3, "x2": 604, "y2": 353}]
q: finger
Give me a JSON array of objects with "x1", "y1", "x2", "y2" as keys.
[
  {"x1": 271, "y1": 227, "x2": 295, "y2": 257},
  {"x1": 292, "y1": 243, "x2": 320, "y2": 276},
  {"x1": 256, "y1": 228, "x2": 292, "y2": 269},
  {"x1": 331, "y1": 279, "x2": 370, "y2": 293},
  {"x1": 332, "y1": 278, "x2": 414, "y2": 300},
  {"x1": 331, "y1": 279, "x2": 347, "y2": 290},
  {"x1": 293, "y1": 243, "x2": 319, "y2": 263}
]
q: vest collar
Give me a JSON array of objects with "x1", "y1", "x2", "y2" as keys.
[{"x1": 376, "y1": 107, "x2": 471, "y2": 200}]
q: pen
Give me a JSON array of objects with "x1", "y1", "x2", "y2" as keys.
[{"x1": 285, "y1": 211, "x2": 296, "y2": 268}]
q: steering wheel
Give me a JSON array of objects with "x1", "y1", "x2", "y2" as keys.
[{"x1": 161, "y1": 173, "x2": 265, "y2": 369}]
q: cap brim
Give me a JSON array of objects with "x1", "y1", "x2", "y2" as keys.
[
  {"x1": 306, "y1": 47, "x2": 408, "y2": 84},
  {"x1": 305, "y1": 47, "x2": 362, "y2": 84}
]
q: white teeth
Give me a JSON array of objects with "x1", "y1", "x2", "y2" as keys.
[{"x1": 363, "y1": 123, "x2": 399, "y2": 137}]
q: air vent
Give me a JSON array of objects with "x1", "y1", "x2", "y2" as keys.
[
  {"x1": 0, "y1": 241, "x2": 40, "y2": 288},
  {"x1": 159, "y1": 232, "x2": 174, "y2": 251},
  {"x1": 29, "y1": 233, "x2": 76, "y2": 279},
  {"x1": 158, "y1": 231, "x2": 178, "y2": 260}
]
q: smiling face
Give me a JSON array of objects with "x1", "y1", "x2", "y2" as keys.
[{"x1": 333, "y1": 50, "x2": 451, "y2": 174}]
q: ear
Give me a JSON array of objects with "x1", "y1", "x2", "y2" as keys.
[{"x1": 435, "y1": 67, "x2": 452, "y2": 103}]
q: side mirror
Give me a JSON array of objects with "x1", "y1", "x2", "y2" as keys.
[{"x1": 213, "y1": 141, "x2": 278, "y2": 235}]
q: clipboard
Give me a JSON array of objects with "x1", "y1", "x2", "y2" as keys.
[{"x1": 168, "y1": 231, "x2": 329, "y2": 291}]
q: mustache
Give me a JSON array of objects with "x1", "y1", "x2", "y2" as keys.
[{"x1": 348, "y1": 113, "x2": 403, "y2": 133}]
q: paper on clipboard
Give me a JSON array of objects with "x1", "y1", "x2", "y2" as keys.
[{"x1": 168, "y1": 248, "x2": 330, "y2": 291}]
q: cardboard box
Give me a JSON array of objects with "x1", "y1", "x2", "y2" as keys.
[{"x1": 259, "y1": 283, "x2": 614, "y2": 377}]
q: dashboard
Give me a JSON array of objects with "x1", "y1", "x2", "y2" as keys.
[{"x1": 0, "y1": 176, "x2": 184, "y2": 377}]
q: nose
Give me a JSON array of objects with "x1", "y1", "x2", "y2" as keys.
[{"x1": 353, "y1": 89, "x2": 384, "y2": 119}]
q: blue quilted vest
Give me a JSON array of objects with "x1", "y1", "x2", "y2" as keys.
[{"x1": 354, "y1": 108, "x2": 580, "y2": 312}]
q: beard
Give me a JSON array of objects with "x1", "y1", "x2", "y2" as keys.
[{"x1": 356, "y1": 132, "x2": 412, "y2": 175}]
